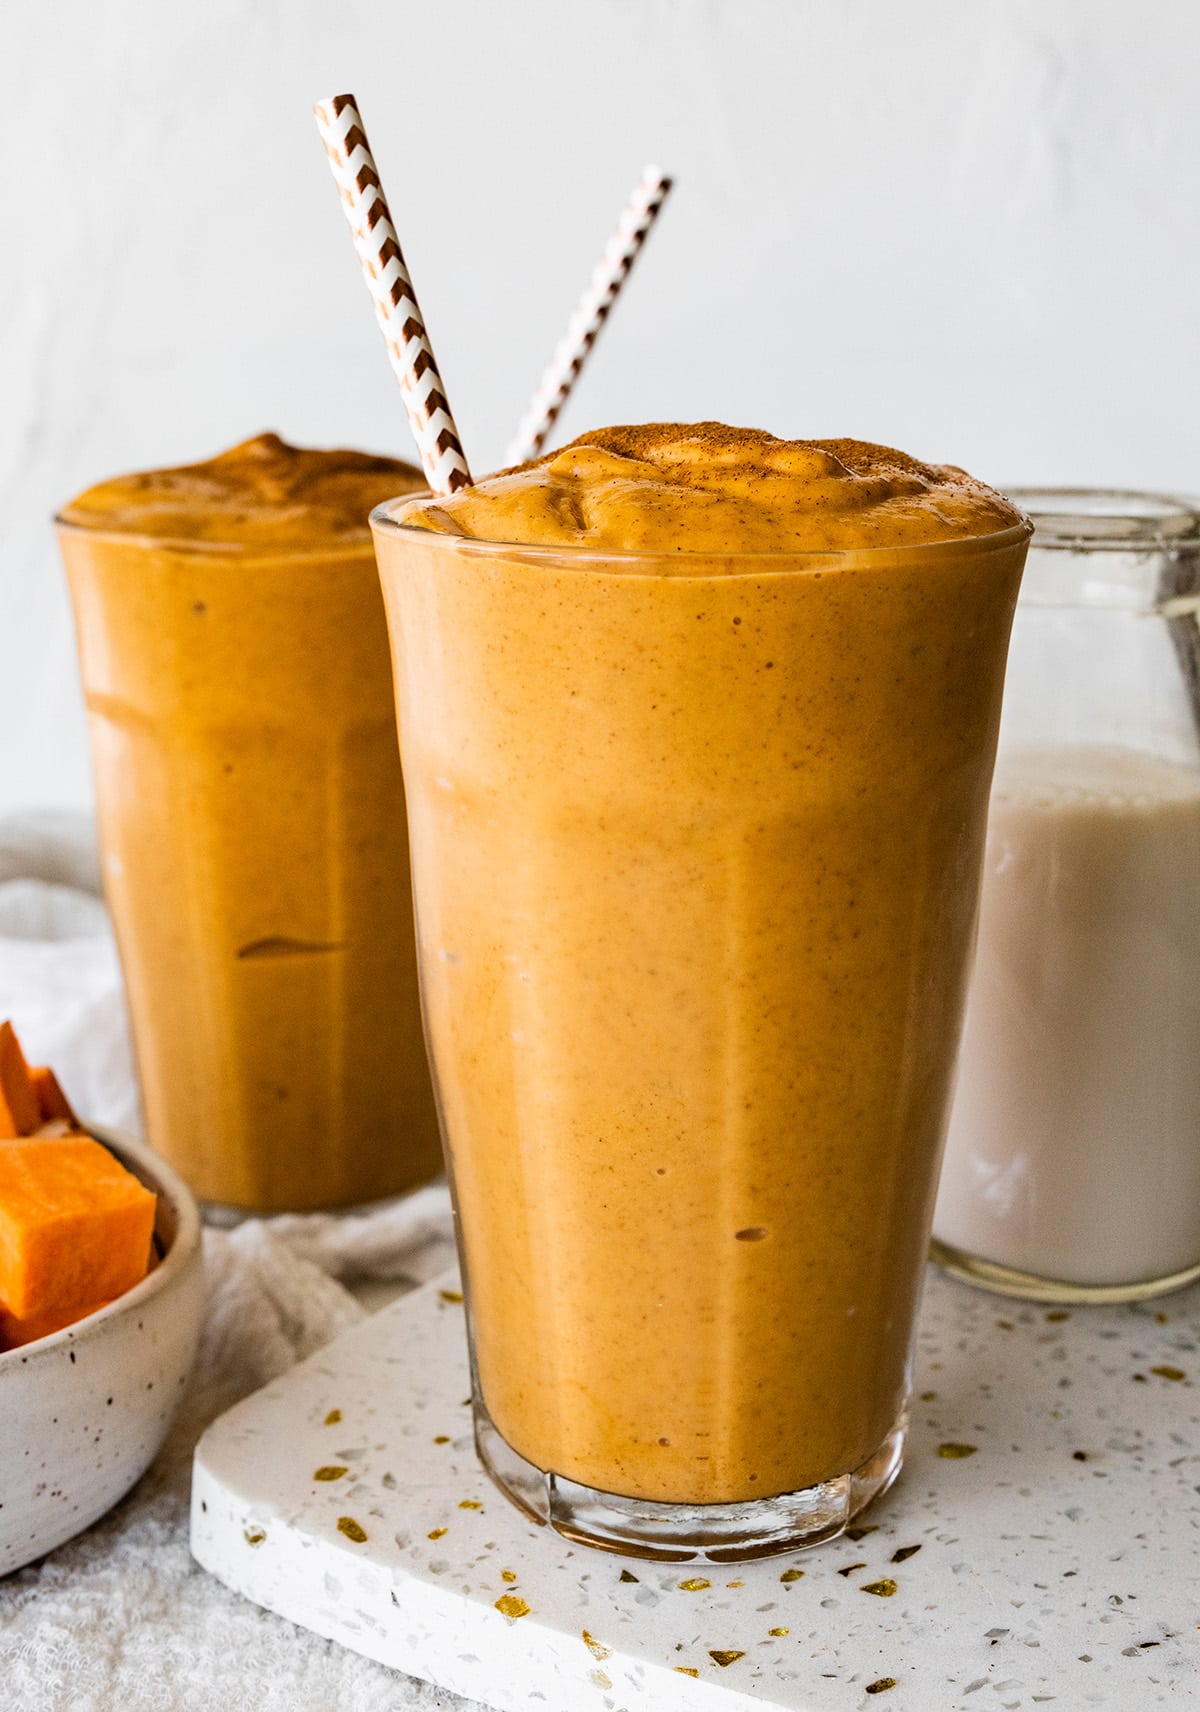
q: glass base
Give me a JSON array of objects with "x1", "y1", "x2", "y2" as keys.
[
  {"x1": 474, "y1": 1399, "x2": 907, "y2": 1563},
  {"x1": 198, "y1": 1177, "x2": 448, "y2": 1232},
  {"x1": 199, "y1": 1187, "x2": 426, "y2": 1227},
  {"x1": 931, "y1": 1236, "x2": 1200, "y2": 1305}
]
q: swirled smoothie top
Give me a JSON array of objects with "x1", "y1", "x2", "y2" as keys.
[
  {"x1": 396, "y1": 423, "x2": 1023, "y2": 553},
  {"x1": 59, "y1": 432, "x2": 425, "y2": 549}
]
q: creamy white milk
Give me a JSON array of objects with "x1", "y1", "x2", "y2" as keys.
[{"x1": 934, "y1": 743, "x2": 1200, "y2": 1287}]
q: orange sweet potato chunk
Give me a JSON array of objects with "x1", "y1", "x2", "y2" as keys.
[
  {"x1": 30, "y1": 1066, "x2": 77, "y2": 1129},
  {"x1": 0, "y1": 1023, "x2": 40, "y2": 1139},
  {"x1": 0, "y1": 1295, "x2": 113, "y2": 1350},
  {"x1": 0, "y1": 1136, "x2": 156, "y2": 1320}
]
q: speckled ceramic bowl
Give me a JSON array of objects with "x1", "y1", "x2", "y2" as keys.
[{"x1": 0, "y1": 1125, "x2": 204, "y2": 1577}]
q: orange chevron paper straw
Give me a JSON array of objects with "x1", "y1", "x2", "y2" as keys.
[
  {"x1": 504, "y1": 165, "x2": 673, "y2": 468},
  {"x1": 313, "y1": 93, "x2": 472, "y2": 496}
]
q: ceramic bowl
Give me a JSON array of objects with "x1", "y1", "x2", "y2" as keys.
[{"x1": 0, "y1": 1125, "x2": 204, "y2": 1576}]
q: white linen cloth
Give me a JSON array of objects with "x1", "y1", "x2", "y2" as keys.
[{"x1": 0, "y1": 816, "x2": 485, "y2": 1711}]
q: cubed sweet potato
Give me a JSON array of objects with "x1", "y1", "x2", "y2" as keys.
[
  {"x1": 0, "y1": 1136, "x2": 156, "y2": 1320},
  {"x1": 0, "y1": 1023, "x2": 40, "y2": 1139}
]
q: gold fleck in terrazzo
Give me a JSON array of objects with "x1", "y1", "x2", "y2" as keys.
[
  {"x1": 336, "y1": 1517, "x2": 367, "y2": 1543},
  {"x1": 494, "y1": 1595, "x2": 530, "y2": 1620}
]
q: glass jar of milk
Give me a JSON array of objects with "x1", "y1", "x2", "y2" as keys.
[{"x1": 933, "y1": 491, "x2": 1200, "y2": 1303}]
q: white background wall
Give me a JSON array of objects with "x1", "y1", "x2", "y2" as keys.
[{"x1": 3, "y1": 0, "x2": 1198, "y2": 815}]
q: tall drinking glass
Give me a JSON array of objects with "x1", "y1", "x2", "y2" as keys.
[
  {"x1": 57, "y1": 443, "x2": 445, "y2": 1215},
  {"x1": 372, "y1": 510, "x2": 1030, "y2": 1559}
]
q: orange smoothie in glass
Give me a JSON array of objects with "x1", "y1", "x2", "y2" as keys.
[
  {"x1": 373, "y1": 424, "x2": 1029, "y2": 1558},
  {"x1": 57, "y1": 434, "x2": 443, "y2": 1214}
]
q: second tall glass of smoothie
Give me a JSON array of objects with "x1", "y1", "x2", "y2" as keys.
[
  {"x1": 372, "y1": 424, "x2": 1030, "y2": 1559},
  {"x1": 57, "y1": 434, "x2": 444, "y2": 1214}
]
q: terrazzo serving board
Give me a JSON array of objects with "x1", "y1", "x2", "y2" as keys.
[{"x1": 191, "y1": 1269, "x2": 1200, "y2": 1711}]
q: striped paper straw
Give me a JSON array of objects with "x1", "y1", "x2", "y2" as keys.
[
  {"x1": 504, "y1": 166, "x2": 673, "y2": 468},
  {"x1": 313, "y1": 93, "x2": 472, "y2": 496}
]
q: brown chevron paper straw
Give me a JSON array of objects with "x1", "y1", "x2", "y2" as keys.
[
  {"x1": 313, "y1": 93, "x2": 472, "y2": 496},
  {"x1": 504, "y1": 165, "x2": 673, "y2": 469}
]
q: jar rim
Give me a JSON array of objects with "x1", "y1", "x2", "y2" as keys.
[{"x1": 1005, "y1": 488, "x2": 1200, "y2": 553}]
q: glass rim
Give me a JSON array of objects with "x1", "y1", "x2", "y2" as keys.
[
  {"x1": 1007, "y1": 487, "x2": 1200, "y2": 553},
  {"x1": 52, "y1": 513, "x2": 381, "y2": 561},
  {"x1": 369, "y1": 500, "x2": 1032, "y2": 568}
]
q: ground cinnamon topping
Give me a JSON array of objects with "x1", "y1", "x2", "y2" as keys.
[
  {"x1": 59, "y1": 433, "x2": 424, "y2": 550},
  {"x1": 397, "y1": 421, "x2": 1022, "y2": 554}
]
